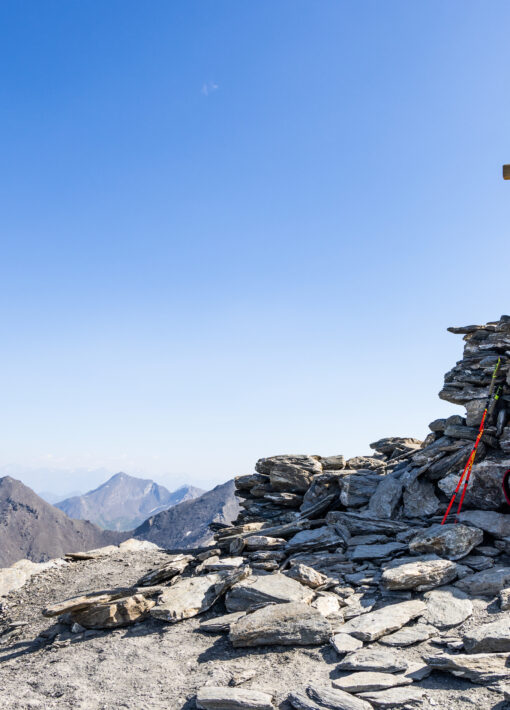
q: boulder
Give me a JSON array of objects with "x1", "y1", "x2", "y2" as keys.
[
  {"x1": 71, "y1": 594, "x2": 155, "y2": 629},
  {"x1": 150, "y1": 568, "x2": 248, "y2": 623},
  {"x1": 225, "y1": 573, "x2": 314, "y2": 612},
  {"x1": 378, "y1": 623, "x2": 436, "y2": 646},
  {"x1": 424, "y1": 586, "x2": 473, "y2": 628},
  {"x1": 381, "y1": 556, "x2": 459, "y2": 591},
  {"x1": 339, "y1": 472, "x2": 383, "y2": 507},
  {"x1": 285, "y1": 563, "x2": 328, "y2": 588},
  {"x1": 229, "y1": 601, "x2": 331, "y2": 647},
  {"x1": 330, "y1": 633, "x2": 364, "y2": 655},
  {"x1": 408, "y1": 523, "x2": 483, "y2": 561},
  {"x1": 458, "y1": 510, "x2": 510, "y2": 537},
  {"x1": 463, "y1": 618, "x2": 510, "y2": 653},
  {"x1": 368, "y1": 475, "x2": 403, "y2": 519},
  {"x1": 402, "y1": 479, "x2": 439, "y2": 518},
  {"x1": 455, "y1": 567, "x2": 510, "y2": 596},
  {"x1": 321, "y1": 455, "x2": 346, "y2": 470},
  {"x1": 424, "y1": 652, "x2": 510, "y2": 684},
  {"x1": 255, "y1": 455, "x2": 322, "y2": 476},
  {"x1": 438, "y1": 459, "x2": 510, "y2": 510},
  {"x1": 196, "y1": 687, "x2": 274, "y2": 710},
  {"x1": 340, "y1": 600, "x2": 426, "y2": 642}
]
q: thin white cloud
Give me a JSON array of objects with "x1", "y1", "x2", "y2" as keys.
[{"x1": 201, "y1": 81, "x2": 219, "y2": 97}]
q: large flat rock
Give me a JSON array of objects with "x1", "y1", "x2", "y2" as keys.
[
  {"x1": 333, "y1": 671, "x2": 413, "y2": 693},
  {"x1": 229, "y1": 601, "x2": 331, "y2": 647},
  {"x1": 358, "y1": 687, "x2": 426, "y2": 708},
  {"x1": 409, "y1": 523, "x2": 483, "y2": 560},
  {"x1": 196, "y1": 687, "x2": 274, "y2": 710},
  {"x1": 455, "y1": 566, "x2": 510, "y2": 597},
  {"x1": 424, "y1": 586, "x2": 473, "y2": 629},
  {"x1": 381, "y1": 556, "x2": 459, "y2": 591},
  {"x1": 463, "y1": 617, "x2": 510, "y2": 652},
  {"x1": 340, "y1": 600, "x2": 426, "y2": 642},
  {"x1": 337, "y1": 648, "x2": 408, "y2": 672},
  {"x1": 458, "y1": 510, "x2": 510, "y2": 537},
  {"x1": 424, "y1": 652, "x2": 510, "y2": 683},
  {"x1": 307, "y1": 686, "x2": 373, "y2": 710},
  {"x1": 71, "y1": 594, "x2": 155, "y2": 629},
  {"x1": 225, "y1": 573, "x2": 314, "y2": 612}
]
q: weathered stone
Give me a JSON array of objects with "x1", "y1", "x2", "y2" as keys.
[
  {"x1": 325, "y1": 511, "x2": 407, "y2": 536},
  {"x1": 244, "y1": 536, "x2": 286, "y2": 550},
  {"x1": 256, "y1": 455, "x2": 322, "y2": 475},
  {"x1": 455, "y1": 567, "x2": 510, "y2": 596},
  {"x1": 225, "y1": 573, "x2": 314, "y2": 612},
  {"x1": 340, "y1": 600, "x2": 426, "y2": 642},
  {"x1": 338, "y1": 648, "x2": 408, "y2": 672},
  {"x1": 269, "y1": 464, "x2": 316, "y2": 493},
  {"x1": 307, "y1": 686, "x2": 373, "y2": 710},
  {"x1": 501, "y1": 427, "x2": 510, "y2": 453},
  {"x1": 378, "y1": 623, "x2": 436, "y2": 646},
  {"x1": 402, "y1": 478, "x2": 439, "y2": 518},
  {"x1": 1, "y1": 558, "x2": 66, "y2": 599},
  {"x1": 463, "y1": 618, "x2": 510, "y2": 652},
  {"x1": 424, "y1": 652, "x2": 510, "y2": 684},
  {"x1": 311, "y1": 592, "x2": 342, "y2": 618},
  {"x1": 330, "y1": 633, "x2": 364, "y2": 655},
  {"x1": 339, "y1": 472, "x2": 383, "y2": 507},
  {"x1": 458, "y1": 510, "x2": 510, "y2": 537},
  {"x1": 264, "y1": 492, "x2": 303, "y2": 507},
  {"x1": 199, "y1": 611, "x2": 246, "y2": 632},
  {"x1": 500, "y1": 588, "x2": 510, "y2": 610},
  {"x1": 285, "y1": 563, "x2": 328, "y2": 588},
  {"x1": 321, "y1": 455, "x2": 346, "y2": 470},
  {"x1": 424, "y1": 586, "x2": 473, "y2": 628},
  {"x1": 287, "y1": 692, "x2": 322, "y2": 710},
  {"x1": 197, "y1": 556, "x2": 245, "y2": 572},
  {"x1": 381, "y1": 556, "x2": 459, "y2": 591},
  {"x1": 409, "y1": 523, "x2": 483, "y2": 561},
  {"x1": 342, "y1": 592, "x2": 378, "y2": 620},
  {"x1": 229, "y1": 601, "x2": 331, "y2": 647},
  {"x1": 370, "y1": 437, "x2": 422, "y2": 457},
  {"x1": 43, "y1": 586, "x2": 151, "y2": 617},
  {"x1": 150, "y1": 568, "x2": 248, "y2": 623},
  {"x1": 196, "y1": 687, "x2": 274, "y2": 710},
  {"x1": 285, "y1": 527, "x2": 343, "y2": 553},
  {"x1": 71, "y1": 594, "x2": 155, "y2": 629},
  {"x1": 333, "y1": 672, "x2": 413, "y2": 693},
  {"x1": 358, "y1": 687, "x2": 426, "y2": 708},
  {"x1": 368, "y1": 475, "x2": 403, "y2": 519},
  {"x1": 438, "y1": 458, "x2": 510, "y2": 510},
  {"x1": 349, "y1": 542, "x2": 407, "y2": 561},
  {"x1": 461, "y1": 554, "x2": 494, "y2": 571}
]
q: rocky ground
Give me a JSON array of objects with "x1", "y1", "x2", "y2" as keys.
[
  {"x1": 0, "y1": 545, "x2": 509, "y2": 710},
  {"x1": 2, "y1": 315, "x2": 510, "y2": 710}
]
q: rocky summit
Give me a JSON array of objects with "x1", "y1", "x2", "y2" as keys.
[{"x1": 2, "y1": 316, "x2": 510, "y2": 709}]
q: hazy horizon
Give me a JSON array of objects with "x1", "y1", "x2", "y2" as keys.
[{"x1": 1, "y1": 1, "x2": 509, "y2": 494}]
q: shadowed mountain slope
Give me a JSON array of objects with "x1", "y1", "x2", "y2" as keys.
[
  {"x1": 134, "y1": 479, "x2": 239, "y2": 548},
  {"x1": 0, "y1": 477, "x2": 125, "y2": 567}
]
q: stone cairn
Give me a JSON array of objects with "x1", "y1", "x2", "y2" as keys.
[{"x1": 40, "y1": 316, "x2": 510, "y2": 709}]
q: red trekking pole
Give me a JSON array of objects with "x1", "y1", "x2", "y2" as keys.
[{"x1": 441, "y1": 358, "x2": 501, "y2": 525}]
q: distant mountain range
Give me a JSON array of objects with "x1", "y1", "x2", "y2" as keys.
[
  {"x1": 55, "y1": 473, "x2": 204, "y2": 530},
  {"x1": 0, "y1": 474, "x2": 240, "y2": 566},
  {"x1": 133, "y1": 479, "x2": 239, "y2": 548},
  {"x1": 0, "y1": 476, "x2": 125, "y2": 567}
]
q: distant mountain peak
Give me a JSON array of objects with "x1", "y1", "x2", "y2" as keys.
[{"x1": 55, "y1": 473, "x2": 205, "y2": 531}]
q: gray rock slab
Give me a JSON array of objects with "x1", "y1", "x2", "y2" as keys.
[
  {"x1": 455, "y1": 567, "x2": 510, "y2": 597},
  {"x1": 150, "y1": 568, "x2": 248, "y2": 623},
  {"x1": 424, "y1": 652, "x2": 510, "y2": 683},
  {"x1": 349, "y1": 542, "x2": 407, "y2": 561},
  {"x1": 378, "y1": 622, "x2": 436, "y2": 646},
  {"x1": 339, "y1": 472, "x2": 383, "y2": 508},
  {"x1": 340, "y1": 600, "x2": 426, "y2": 642},
  {"x1": 402, "y1": 478, "x2": 439, "y2": 518},
  {"x1": 337, "y1": 648, "x2": 408, "y2": 673},
  {"x1": 225, "y1": 573, "x2": 314, "y2": 612},
  {"x1": 458, "y1": 510, "x2": 510, "y2": 537},
  {"x1": 229, "y1": 601, "x2": 331, "y2": 647},
  {"x1": 285, "y1": 527, "x2": 344, "y2": 554},
  {"x1": 463, "y1": 617, "x2": 510, "y2": 652},
  {"x1": 424, "y1": 586, "x2": 473, "y2": 628},
  {"x1": 326, "y1": 511, "x2": 407, "y2": 536},
  {"x1": 368, "y1": 475, "x2": 403, "y2": 519},
  {"x1": 287, "y1": 692, "x2": 322, "y2": 710},
  {"x1": 136, "y1": 554, "x2": 193, "y2": 585},
  {"x1": 357, "y1": 687, "x2": 426, "y2": 708},
  {"x1": 409, "y1": 523, "x2": 483, "y2": 560},
  {"x1": 307, "y1": 686, "x2": 373, "y2": 710},
  {"x1": 285, "y1": 563, "x2": 328, "y2": 588},
  {"x1": 196, "y1": 687, "x2": 274, "y2": 710},
  {"x1": 199, "y1": 611, "x2": 246, "y2": 632},
  {"x1": 381, "y1": 557, "x2": 459, "y2": 591},
  {"x1": 333, "y1": 672, "x2": 412, "y2": 693},
  {"x1": 500, "y1": 588, "x2": 510, "y2": 610},
  {"x1": 331, "y1": 633, "x2": 364, "y2": 655}
]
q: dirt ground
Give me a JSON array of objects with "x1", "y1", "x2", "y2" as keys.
[{"x1": 0, "y1": 549, "x2": 509, "y2": 710}]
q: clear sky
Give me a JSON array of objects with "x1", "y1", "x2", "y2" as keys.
[{"x1": 1, "y1": 1, "x2": 510, "y2": 494}]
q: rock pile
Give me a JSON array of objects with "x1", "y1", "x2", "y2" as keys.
[{"x1": 10, "y1": 315, "x2": 510, "y2": 709}]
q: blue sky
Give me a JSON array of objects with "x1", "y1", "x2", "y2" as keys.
[{"x1": 1, "y1": 1, "x2": 509, "y2": 494}]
